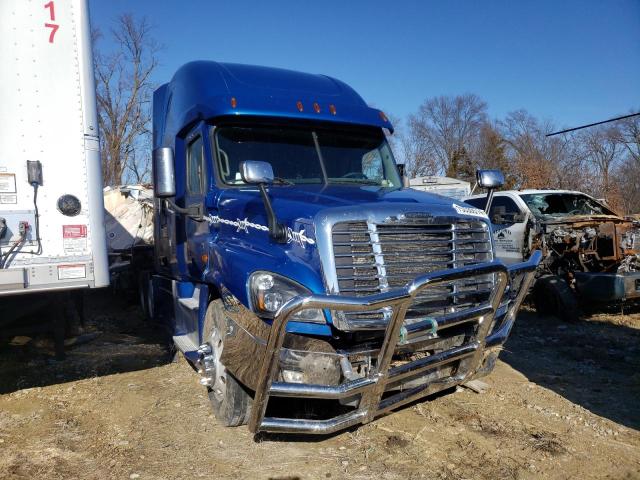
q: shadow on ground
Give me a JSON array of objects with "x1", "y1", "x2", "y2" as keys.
[
  {"x1": 502, "y1": 305, "x2": 640, "y2": 430},
  {"x1": 0, "y1": 288, "x2": 172, "y2": 394}
]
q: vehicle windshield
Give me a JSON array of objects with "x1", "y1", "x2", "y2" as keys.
[
  {"x1": 520, "y1": 192, "x2": 615, "y2": 218},
  {"x1": 214, "y1": 125, "x2": 401, "y2": 188}
]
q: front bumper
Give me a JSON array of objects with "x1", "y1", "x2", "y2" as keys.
[
  {"x1": 247, "y1": 251, "x2": 541, "y2": 434},
  {"x1": 574, "y1": 270, "x2": 640, "y2": 302}
]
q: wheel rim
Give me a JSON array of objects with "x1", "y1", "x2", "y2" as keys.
[{"x1": 208, "y1": 327, "x2": 227, "y2": 402}]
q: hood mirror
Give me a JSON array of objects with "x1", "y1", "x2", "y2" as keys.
[
  {"x1": 241, "y1": 160, "x2": 274, "y2": 185},
  {"x1": 239, "y1": 160, "x2": 286, "y2": 243},
  {"x1": 476, "y1": 169, "x2": 505, "y2": 189},
  {"x1": 476, "y1": 169, "x2": 505, "y2": 215}
]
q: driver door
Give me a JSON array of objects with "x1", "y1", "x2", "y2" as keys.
[
  {"x1": 488, "y1": 196, "x2": 527, "y2": 264},
  {"x1": 182, "y1": 127, "x2": 210, "y2": 280}
]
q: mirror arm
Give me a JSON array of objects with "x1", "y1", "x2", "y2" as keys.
[
  {"x1": 258, "y1": 183, "x2": 287, "y2": 243},
  {"x1": 485, "y1": 189, "x2": 496, "y2": 214}
]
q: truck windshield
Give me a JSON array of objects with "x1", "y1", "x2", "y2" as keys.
[
  {"x1": 520, "y1": 192, "x2": 615, "y2": 218},
  {"x1": 214, "y1": 125, "x2": 401, "y2": 188}
]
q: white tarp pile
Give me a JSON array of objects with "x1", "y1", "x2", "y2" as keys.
[{"x1": 103, "y1": 185, "x2": 154, "y2": 252}]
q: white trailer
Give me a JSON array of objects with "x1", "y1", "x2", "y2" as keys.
[
  {"x1": 0, "y1": 0, "x2": 108, "y2": 297},
  {"x1": 409, "y1": 176, "x2": 471, "y2": 200}
]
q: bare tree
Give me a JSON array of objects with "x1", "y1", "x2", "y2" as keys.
[
  {"x1": 402, "y1": 121, "x2": 440, "y2": 178},
  {"x1": 579, "y1": 126, "x2": 621, "y2": 198},
  {"x1": 615, "y1": 112, "x2": 640, "y2": 164},
  {"x1": 474, "y1": 121, "x2": 516, "y2": 187},
  {"x1": 499, "y1": 110, "x2": 587, "y2": 190},
  {"x1": 612, "y1": 112, "x2": 640, "y2": 213},
  {"x1": 93, "y1": 14, "x2": 160, "y2": 186},
  {"x1": 613, "y1": 156, "x2": 640, "y2": 213},
  {"x1": 407, "y1": 94, "x2": 487, "y2": 179}
]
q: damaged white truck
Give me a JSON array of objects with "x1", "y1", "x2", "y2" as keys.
[{"x1": 465, "y1": 189, "x2": 640, "y2": 321}]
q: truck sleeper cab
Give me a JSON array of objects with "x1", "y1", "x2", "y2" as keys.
[{"x1": 149, "y1": 61, "x2": 540, "y2": 434}]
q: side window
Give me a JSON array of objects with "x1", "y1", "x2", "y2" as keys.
[
  {"x1": 464, "y1": 197, "x2": 487, "y2": 210},
  {"x1": 187, "y1": 136, "x2": 205, "y2": 194},
  {"x1": 490, "y1": 196, "x2": 523, "y2": 224},
  {"x1": 465, "y1": 196, "x2": 524, "y2": 224}
]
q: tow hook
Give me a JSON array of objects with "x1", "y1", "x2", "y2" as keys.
[{"x1": 197, "y1": 343, "x2": 215, "y2": 387}]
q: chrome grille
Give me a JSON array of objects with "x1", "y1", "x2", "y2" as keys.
[{"x1": 332, "y1": 218, "x2": 493, "y2": 327}]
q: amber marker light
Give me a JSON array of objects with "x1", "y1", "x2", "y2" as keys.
[
  {"x1": 201, "y1": 254, "x2": 209, "y2": 264},
  {"x1": 230, "y1": 97, "x2": 237, "y2": 108},
  {"x1": 379, "y1": 110, "x2": 388, "y2": 122},
  {"x1": 313, "y1": 102, "x2": 321, "y2": 113},
  {"x1": 296, "y1": 101, "x2": 304, "y2": 112},
  {"x1": 329, "y1": 104, "x2": 337, "y2": 115}
]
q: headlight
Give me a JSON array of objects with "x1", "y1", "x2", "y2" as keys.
[{"x1": 248, "y1": 271, "x2": 325, "y2": 323}]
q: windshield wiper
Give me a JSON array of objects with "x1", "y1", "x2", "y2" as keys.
[
  {"x1": 273, "y1": 177, "x2": 294, "y2": 186},
  {"x1": 330, "y1": 179, "x2": 380, "y2": 185}
]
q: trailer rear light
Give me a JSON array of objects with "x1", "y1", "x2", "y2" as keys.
[
  {"x1": 230, "y1": 97, "x2": 237, "y2": 108},
  {"x1": 313, "y1": 102, "x2": 321, "y2": 113},
  {"x1": 296, "y1": 101, "x2": 304, "y2": 112},
  {"x1": 329, "y1": 104, "x2": 337, "y2": 115}
]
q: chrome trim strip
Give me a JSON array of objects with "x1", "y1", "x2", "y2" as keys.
[
  {"x1": 260, "y1": 411, "x2": 368, "y2": 435},
  {"x1": 387, "y1": 341, "x2": 478, "y2": 383},
  {"x1": 269, "y1": 376, "x2": 377, "y2": 399}
]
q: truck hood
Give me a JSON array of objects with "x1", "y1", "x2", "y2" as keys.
[
  {"x1": 206, "y1": 184, "x2": 490, "y2": 336},
  {"x1": 215, "y1": 184, "x2": 471, "y2": 228}
]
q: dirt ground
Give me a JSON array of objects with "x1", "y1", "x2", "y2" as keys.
[{"x1": 1, "y1": 290, "x2": 639, "y2": 480}]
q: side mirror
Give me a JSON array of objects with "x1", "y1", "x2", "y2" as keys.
[
  {"x1": 153, "y1": 147, "x2": 176, "y2": 197},
  {"x1": 240, "y1": 160, "x2": 274, "y2": 184},
  {"x1": 476, "y1": 169, "x2": 505, "y2": 189},
  {"x1": 476, "y1": 169, "x2": 504, "y2": 214}
]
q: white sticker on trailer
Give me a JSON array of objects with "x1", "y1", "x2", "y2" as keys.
[
  {"x1": 58, "y1": 264, "x2": 86, "y2": 280},
  {"x1": 63, "y1": 225, "x2": 88, "y2": 254},
  {"x1": 0, "y1": 174, "x2": 16, "y2": 193},
  {"x1": 0, "y1": 194, "x2": 17, "y2": 204}
]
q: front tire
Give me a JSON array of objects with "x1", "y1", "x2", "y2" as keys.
[
  {"x1": 533, "y1": 275, "x2": 580, "y2": 322},
  {"x1": 202, "y1": 299, "x2": 253, "y2": 427}
]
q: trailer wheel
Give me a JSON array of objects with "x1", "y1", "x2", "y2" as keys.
[
  {"x1": 533, "y1": 275, "x2": 580, "y2": 322},
  {"x1": 202, "y1": 299, "x2": 253, "y2": 427}
]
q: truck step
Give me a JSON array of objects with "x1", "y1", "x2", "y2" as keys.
[
  {"x1": 172, "y1": 334, "x2": 199, "y2": 354},
  {"x1": 177, "y1": 296, "x2": 199, "y2": 310}
]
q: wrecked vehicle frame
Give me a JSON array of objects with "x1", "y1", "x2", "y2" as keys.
[{"x1": 464, "y1": 189, "x2": 640, "y2": 318}]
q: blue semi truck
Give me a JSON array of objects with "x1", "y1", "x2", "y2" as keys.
[{"x1": 146, "y1": 61, "x2": 540, "y2": 434}]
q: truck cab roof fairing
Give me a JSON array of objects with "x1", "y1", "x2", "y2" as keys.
[{"x1": 152, "y1": 61, "x2": 393, "y2": 150}]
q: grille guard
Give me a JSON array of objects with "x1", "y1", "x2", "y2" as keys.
[{"x1": 248, "y1": 251, "x2": 542, "y2": 434}]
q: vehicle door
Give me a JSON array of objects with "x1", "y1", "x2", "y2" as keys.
[
  {"x1": 465, "y1": 194, "x2": 528, "y2": 264},
  {"x1": 488, "y1": 195, "x2": 528, "y2": 264},
  {"x1": 181, "y1": 124, "x2": 211, "y2": 280}
]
